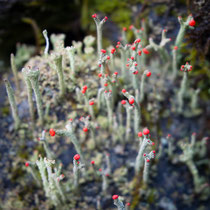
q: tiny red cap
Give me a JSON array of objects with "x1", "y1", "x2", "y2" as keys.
[
  {"x1": 49, "y1": 128, "x2": 56, "y2": 136},
  {"x1": 122, "y1": 89, "x2": 126, "y2": 93},
  {"x1": 143, "y1": 128, "x2": 150, "y2": 135},
  {"x1": 25, "y1": 162, "x2": 29, "y2": 167},
  {"x1": 138, "y1": 132, "x2": 143, "y2": 137},
  {"x1": 83, "y1": 127, "x2": 88, "y2": 132},
  {"x1": 129, "y1": 98, "x2": 135, "y2": 105},
  {"x1": 74, "y1": 154, "x2": 80, "y2": 161},
  {"x1": 121, "y1": 100, "x2": 126, "y2": 105},
  {"x1": 112, "y1": 195, "x2": 119, "y2": 200}
]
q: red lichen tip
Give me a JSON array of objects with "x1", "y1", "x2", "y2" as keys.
[
  {"x1": 114, "y1": 72, "x2": 118, "y2": 75},
  {"x1": 131, "y1": 56, "x2": 134, "y2": 60},
  {"x1": 99, "y1": 168, "x2": 102, "y2": 172},
  {"x1": 112, "y1": 195, "x2": 119, "y2": 200},
  {"x1": 83, "y1": 85, "x2": 88, "y2": 91},
  {"x1": 99, "y1": 64, "x2": 101, "y2": 67},
  {"x1": 91, "y1": 160, "x2": 95, "y2": 165},
  {"x1": 49, "y1": 128, "x2": 56, "y2": 136},
  {"x1": 142, "y1": 48, "x2": 150, "y2": 54},
  {"x1": 117, "y1": 41, "x2": 121, "y2": 45},
  {"x1": 189, "y1": 19, "x2": 195, "y2": 27},
  {"x1": 146, "y1": 71, "x2": 151, "y2": 77},
  {"x1": 126, "y1": 203, "x2": 131, "y2": 206},
  {"x1": 83, "y1": 127, "x2": 88, "y2": 132},
  {"x1": 101, "y1": 49, "x2": 106, "y2": 54},
  {"x1": 123, "y1": 27, "x2": 127, "y2": 31},
  {"x1": 138, "y1": 132, "x2": 143, "y2": 137},
  {"x1": 116, "y1": 45, "x2": 119, "y2": 48},
  {"x1": 98, "y1": 73, "x2": 102, "y2": 78},
  {"x1": 192, "y1": 132, "x2": 196, "y2": 136},
  {"x1": 167, "y1": 134, "x2": 171, "y2": 138},
  {"x1": 152, "y1": 150, "x2": 156, "y2": 154},
  {"x1": 146, "y1": 159, "x2": 150, "y2": 162},
  {"x1": 143, "y1": 153, "x2": 146, "y2": 157},
  {"x1": 89, "y1": 101, "x2": 94, "y2": 106},
  {"x1": 25, "y1": 162, "x2": 29, "y2": 167},
  {"x1": 131, "y1": 46, "x2": 136, "y2": 51},
  {"x1": 133, "y1": 70, "x2": 138, "y2": 75},
  {"x1": 92, "y1": 14, "x2": 97, "y2": 18},
  {"x1": 129, "y1": 97, "x2": 135, "y2": 105},
  {"x1": 138, "y1": 50, "x2": 142, "y2": 56},
  {"x1": 104, "y1": 16, "x2": 108, "y2": 21},
  {"x1": 143, "y1": 128, "x2": 150, "y2": 135},
  {"x1": 134, "y1": 63, "x2": 138, "y2": 66},
  {"x1": 152, "y1": 142, "x2": 155, "y2": 146},
  {"x1": 107, "y1": 56, "x2": 110, "y2": 60},
  {"x1": 104, "y1": 83, "x2": 108, "y2": 87},
  {"x1": 111, "y1": 48, "x2": 116, "y2": 54},
  {"x1": 136, "y1": 38, "x2": 141, "y2": 43},
  {"x1": 129, "y1": 25, "x2": 134, "y2": 30},
  {"x1": 121, "y1": 100, "x2": 126, "y2": 105},
  {"x1": 122, "y1": 89, "x2": 126, "y2": 93},
  {"x1": 174, "y1": 46, "x2": 178, "y2": 50},
  {"x1": 74, "y1": 154, "x2": 80, "y2": 161}
]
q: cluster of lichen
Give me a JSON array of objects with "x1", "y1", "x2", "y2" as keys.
[{"x1": 3, "y1": 13, "x2": 209, "y2": 210}]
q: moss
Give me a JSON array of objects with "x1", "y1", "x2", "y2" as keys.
[{"x1": 154, "y1": 5, "x2": 168, "y2": 16}]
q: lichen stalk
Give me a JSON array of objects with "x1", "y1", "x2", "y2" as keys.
[
  {"x1": 73, "y1": 159, "x2": 80, "y2": 188},
  {"x1": 53, "y1": 54, "x2": 66, "y2": 98},
  {"x1": 10, "y1": 53, "x2": 19, "y2": 91},
  {"x1": 42, "y1": 29, "x2": 49, "y2": 56},
  {"x1": 24, "y1": 68, "x2": 44, "y2": 125},
  {"x1": 22, "y1": 68, "x2": 35, "y2": 123},
  {"x1": 4, "y1": 79, "x2": 20, "y2": 129},
  {"x1": 66, "y1": 46, "x2": 76, "y2": 75},
  {"x1": 56, "y1": 122, "x2": 85, "y2": 164},
  {"x1": 135, "y1": 131, "x2": 154, "y2": 174},
  {"x1": 113, "y1": 197, "x2": 125, "y2": 210},
  {"x1": 143, "y1": 151, "x2": 155, "y2": 184}
]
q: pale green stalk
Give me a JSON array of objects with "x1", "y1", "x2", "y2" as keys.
[
  {"x1": 4, "y1": 79, "x2": 20, "y2": 129},
  {"x1": 22, "y1": 69, "x2": 35, "y2": 123},
  {"x1": 53, "y1": 54, "x2": 66, "y2": 98},
  {"x1": 113, "y1": 198, "x2": 125, "y2": 210},
  {"x1": 42, "y1": 29, "x2": 49, "y2": 56},
  {"x1": 10, "y1": 53, "x2": 19, "y2": 91},
  {"x1": 56, "y1": 122, "x2": 85, "y2": 164},
  {"x1": 24, "y1": 68, "x2": 43, "y2": 125}
]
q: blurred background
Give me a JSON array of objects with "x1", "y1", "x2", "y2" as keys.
[{"x1": 0, "y1": 0, "x2": 209, "y2": 78}]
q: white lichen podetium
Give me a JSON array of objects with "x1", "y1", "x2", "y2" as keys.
[
  {"x1": 50, "y1": 33, "x2": 66, "y2": 52},
  {"x1": 92, "y1": 13, "x2": 108, "y2": 56},
  {"x1": 177, "y1": 62, "x2": 192, "y2": 113},
  {"x1": 50, "y1": 120, "x2": 86, "y2": 165},
  {"x1": 121, "y1": 89, "x2": 141, "y2": 135},
  {"x1": 22, "y1": 67, "x2": 44, "y2": 125},
  {"x1": 143, "y1": 150, "x2": 156, "y2": 184},
  {"x1": 135, "y1": 128, "x2": 155, "y2": 174},
  {"x1": 73, "y1": 154, "x2": 82, "y2": 188},
  {"x1": 121, "y1": 99, "x2": 134, "y2": 141},
  {"x1": 146, "y1": 29, "x2": 171, "y2": 62},
  {"x1": 36, "y1": 156, "x2": 66, "y2": 206},
  {"x1": 51, "y1": 53, "x2": 66, "y2": 98},
  {"x1": 112, "y1": 195, "x2": 125, "y2": 210},
  {"x1": 178, "y1": 133, "x2": 204, "y2": 193},
  {"x1": 80, "y1": 116, "x2": 97, "y2": 148},
  {"x1": 10, "y1": 53, "x2": 20, "y2": 91},
  {"x1": 66, "y1": 46, "x2": 76, "y2": 75},
  {"x1": 38, "y1": 130, "x2": 55, "y2": 159},
  {"x1": 81, "y1": 85, "x2": 95, "y2": 120},
  {"x1": 4, "y1": 79, "x2": 20, "y2": 129},
  {"x1": 175, "y1": 14, "x2": 195, "y2": 51},
  {"x1": 42, "y1": 29, "x2": 49, "y2": 56}
]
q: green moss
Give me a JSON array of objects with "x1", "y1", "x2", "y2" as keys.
[{"x1": 154, "y1": 5, "x2": 168, "y2": 16}]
